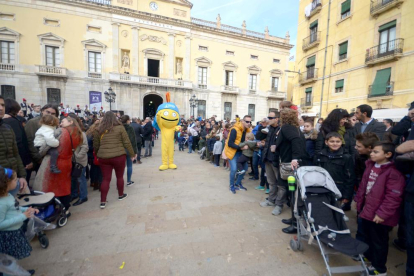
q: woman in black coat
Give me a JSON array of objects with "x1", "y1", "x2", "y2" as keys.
[
  {"x1": 315, "y1": 108, "x2": 355, "y2": 157},
  {"x1": 3, "y1": 99, "x2": 32, "y2": 183}
]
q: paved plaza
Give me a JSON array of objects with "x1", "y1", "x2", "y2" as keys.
[{"x1": 21, "y1": 140, "x2": 406, "y2": 276}]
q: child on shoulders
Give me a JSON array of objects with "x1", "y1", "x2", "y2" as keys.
[{"x1": 354, "y1": 142, "x2": 405, "y2": 276}]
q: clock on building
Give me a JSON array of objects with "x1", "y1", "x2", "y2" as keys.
[{"x1": 149, "y1": 2, "x2": 158, "y2": 11}]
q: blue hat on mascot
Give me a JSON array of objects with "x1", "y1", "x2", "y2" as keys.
[{"x1": 153, "y1": 94, "x2": 180, "y2": 131}]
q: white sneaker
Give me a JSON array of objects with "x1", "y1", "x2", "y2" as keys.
[
  {"x1": 260, "y1": 200, "x2": 276, "y2": 207},
  {"x1": 272, "y1": 205, "x2": 283, "y2": 216}
]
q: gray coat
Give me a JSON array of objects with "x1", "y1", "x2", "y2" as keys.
[
  {"x1": 73, "y1": 132, "x2": 89, "y2": 167},
  {"x1": 354, "y1": 118, "x2": 386, "y2": 140}
]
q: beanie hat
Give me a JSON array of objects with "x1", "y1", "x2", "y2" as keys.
[
  {"x1": 23, "y1": 98, "x2": 26, "y2": 101},
  {"x1": 409, "y1": 101, "x2": 414, "y2": 111}
]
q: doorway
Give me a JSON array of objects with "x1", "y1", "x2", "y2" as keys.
[
  {"x1": 148, "y1": 59, "x2": 160, "y2": 78},
  {"x1": 143, "y1": 94, "x2": 163, "y2": 119}
]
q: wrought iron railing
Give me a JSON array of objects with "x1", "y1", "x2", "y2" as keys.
[
  {"x1": 301, "y1": 97, "x2": 313, "y2": 107},
  {"x1": 370, "y1": 0, "x2": 402, "y2": 14},
  {"x1": 0, "y1": 63, "x2": 15, "y2": 71},
  {"x1": 303, "y1": 32, "x2": 320, "y2": 49},
  {"x1": 300, "y1": 68, "x2": 318, "y2": 83},
  {"x1": 368, "y1": 81, "x2": 394, "y2": 98},
  {"x1": 311, "y1": 0, "x2": 322, "y2": 12},
  {"x1": 365, "y1": 38, "x2": 404, "y2": 63}
]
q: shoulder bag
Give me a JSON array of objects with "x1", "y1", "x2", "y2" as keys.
[{"x1": 68, "y1": 129, "x2": 84, "y2": 178}]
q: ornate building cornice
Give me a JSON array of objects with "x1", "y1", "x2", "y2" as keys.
[{"x1": 43, "y1": 0, "x2": 293, "y2": 50}]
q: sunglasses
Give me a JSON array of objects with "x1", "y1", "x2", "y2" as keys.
[
  {"x1": 267, "y1": 117, "x2": 276, "y2": 120},
  {"x1": 244, "y1": 121, "x2": 252, "y2": 124}
]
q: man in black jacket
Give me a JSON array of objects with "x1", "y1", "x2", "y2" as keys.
[
  {"x1": 143, "y1": 117, "x2": 153, "y2": 157},
  {"x1": 259, "y1": 111, "x2": 284, "y2": 216},
  {"x1": 354, "y1": 104, "x2": 386, "y2": 140},
  {"x1": 131, "y1": 117, "x2": 144, "y2": 164}
]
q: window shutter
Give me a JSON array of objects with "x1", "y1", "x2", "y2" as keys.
[
  {"x1": 339, "y1": 42, "x2": 348, "y2": 55},
  {"x1": 306, "y1": 56, "x2": 316, "y2": 67},
  {"x1": 335, "y1": 79, "x2": 344, "y2": 88},
  {"x1": 371, "y1": 68, "x2": 391, "y2": 96},
  {"x1": 309, "y1": 20, "x2": 318, "y2": 29},
  {"x1": 379, "y1": 20, "x2": 396, "y2": 32},
  {"x1": 341, "y1": 0, "x2": 351, "y2": 14},
  {"x1": 305, "y1": 87, "x2": 312, "y2": 93}
]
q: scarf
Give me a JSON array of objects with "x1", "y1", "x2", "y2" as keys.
[
  {"x1": 303, "y1": 129, "x2": 314, "y2": 140},
  {"x1": 337, "y1": 126, "x2": 346, "y2": 144}
]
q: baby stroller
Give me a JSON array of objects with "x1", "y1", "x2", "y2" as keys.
[
  {"x1": 17, "y1": 191, "x2": 67, "y2": 248},
  {"x1": 289, "y1": 166, "x2": 369, "y2": 276}
]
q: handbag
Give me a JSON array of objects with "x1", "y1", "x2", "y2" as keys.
[
  {"x1": 68, "y1": 130, "x2": 84, "y2": 178},
  {"x1": 279, "y1": 162, "x2": 293, "y2": 180}
]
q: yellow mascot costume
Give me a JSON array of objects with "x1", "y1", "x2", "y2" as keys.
[{"x1": 153, "y1": 92, "x2": 180, "y2": 171}]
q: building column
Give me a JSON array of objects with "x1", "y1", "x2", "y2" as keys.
[
  {"x1": 131, "y1": 26, "x2": 139, "y2": 75},
  {"x1": 184, "y1": 34, "x2": 192, "y2": 81},
  {"x1": 168, "y1": 33, "x2": 175, "y2": 79},
  {"x1": 112, "y1": 23, "x2": 120, "y2": 72}
]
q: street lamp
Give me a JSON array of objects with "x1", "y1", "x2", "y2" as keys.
[
  {"x1": 104, "y1": 87, "x2": 116, "y2": 111},
  {"x1": 189, "y1": 94, "x2": 198, "y2": 118}
]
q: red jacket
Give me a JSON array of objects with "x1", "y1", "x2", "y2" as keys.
[{"x1": 355, "y1": 160, "x2": 405, "y2": 227}]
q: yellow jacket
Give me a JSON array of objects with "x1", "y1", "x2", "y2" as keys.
[{"x1": 224, "y1": 122, "x2": 251, "y2": 160}]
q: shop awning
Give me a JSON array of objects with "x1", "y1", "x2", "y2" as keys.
[{"x1": 372, "y1": 108, "x2": 407, "y2": 122}]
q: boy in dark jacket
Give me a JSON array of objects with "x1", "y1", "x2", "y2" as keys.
[
  {"x1": 314, "y1": 132, "x2": 355, "y2": 209},
  {"x1": 355, "y1": 142, "x2": 405, "y2": 276}
]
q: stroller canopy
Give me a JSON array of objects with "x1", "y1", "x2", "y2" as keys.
[{"x1": 296, "y1": 166, "x2": 342, "y2": 199}]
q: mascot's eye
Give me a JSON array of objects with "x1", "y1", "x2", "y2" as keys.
[
  {"x1": 163, "y1": 111, "x2": 169, "y2": 116},
  {"x1": 172, "y1": 112, "x2": 177, "y2": 117}
]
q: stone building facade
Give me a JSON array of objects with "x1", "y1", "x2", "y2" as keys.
[{"x1": 0, "y1": 0, "x2": 293, "y2": 120}]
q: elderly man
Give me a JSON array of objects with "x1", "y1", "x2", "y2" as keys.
[
  {"x1": 223, "y1": 115, "x2": 252, "y2": 194},
  {"x1": 0, "y1": 95, "x2": 28, "y2": 195},
  {"x1": 143, "y1": 117, "x2": 153, "y2": 157}
]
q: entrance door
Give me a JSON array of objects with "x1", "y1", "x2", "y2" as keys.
[
  {"x1": 148, "y1": 59, "x2": 160, "y2": 78},
  {"x1": 143, "y1": 94, "x2": 163, "y2": 119}
]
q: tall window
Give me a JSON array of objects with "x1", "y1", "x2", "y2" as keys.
[
  {"x1": 335, "y1": 79, "x2": 344, "y2": 93},
  {"x1": 305, "y1": 87, "x2": 312, "y2": 106},
  {"x1": 341, "y1": 0, "x2": 351, "y2": 19},
  {"x1": 248, "y1": 104, "x2": 255, "y2": 121},
  {"x1": 309, "y1": 20, "x2": 318, "y2": 43},
  {"x1": 46, "y1": 46, "x2": 60, "y2": 67},
  {"x1": 88, "y1": 51, "x2": 102, "y2": 73},
  {"x1": 271, "y1": 77, "x2": 279, "y2": 91},
  {"x1": 249, "y1": 74, "x2": 257, "y2": 90},
  {"x1": 379, "y1": 20, "x2": 396, "y2": 55},
  {"x1": 198, "y1": 67, "x2": 207, "y2": 85},
  {"x1": 306, "y1": 56, "x2": 316, "y2": 79},
  {"x1": 197, "y1": 100, "x2": 206, "y2": 119},
  {"x1": 339, "y1": 41, "x2": 348, "y2": 60},
  {"x1": 0, "y1": 41, "x2": 15, "y2": 64},
  {"x1": 0, "y1": 85, "x2": 15, "y2": 100},
  {"x1": 225, "y1": 70, "x2": 233, "y2": 86},
  {"x1": 224, "y1": 102, "x2": 232, "y2": 120}
]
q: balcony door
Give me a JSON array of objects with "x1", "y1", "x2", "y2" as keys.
[
  {"x1": 378, "y1": 21, "x2": 396, "y2": 57},
  {"x1": 148, "y1": 59, "x2": 160, "y2": 78},
  {"x1": 224, "y1": 102, "x2": 232, "y2": 120},
  {"x1": 309, "y1": 20, "x2": 318, "y2": 44}
]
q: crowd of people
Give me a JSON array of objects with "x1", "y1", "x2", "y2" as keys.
[
  {"x1": 0, "y1": 97, "x2": 159, "y2": 275},
  {"x1": 0, "y1": 95, "x2": 414, "y2": 276},
  {"x1": 174, "y1": 101, "x2": 414, "y2": 276}
]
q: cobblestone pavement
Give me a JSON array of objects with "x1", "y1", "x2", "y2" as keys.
[{"x1": 21, "y1": 140, "x2": 406, "y2": 276}]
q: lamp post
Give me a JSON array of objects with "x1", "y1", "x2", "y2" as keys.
[
  {"x1": 104, "y1": 87, "x2": 116, "y2": 111},
  {"x1": 189, "y1": 94, "x2": 198, "y2": 118}
]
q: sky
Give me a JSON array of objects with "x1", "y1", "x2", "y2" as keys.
[{"x1": 190, "y1": 0, "x2": 300, "y2": 57}]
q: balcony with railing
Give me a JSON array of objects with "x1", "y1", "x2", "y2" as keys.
[
  {"x1": 35, "y1": 65, "x2": 67, "y2": 77},
  {"x1": 368, "y1": 81, "x2": 394, "y2": 99},
  {"x1": 88, "y1": 72, "x2": 102, "y2": 79},
  {"x1": 370, "y1": 0, "x2": 404, "y2": 17},
  {"x1": 0, "y1": 63, "x2": 15, "y2": 71},
  {"x1": 365, "y1": 38, "x2": 404, "y2": 66},
  {"x1": 300, "y1": 68, "x2": 318, "y2": 85},
  {"x1": 220, "y1": 85, "x2": 239, "y2": 94},
  {"x1": 198, "y1": 84, "x2": 207, "y2": 89},
  {"x1": 267, "y1": 89, "x2": 286, "y2": 99},
  {"x1": 109, "y1": 72, "x2": 193, "y2": 89},
  {"x1": 301, "y1": 97, "x2": 314, "y2": 108},
  {"x1": 302, "y1": 32, "x2": 321, "y2": 51},
  {"x1": 86, "y1": 0, "x2": 111, "y2": 5},
  {"x1": 307, "y1": 0, "x2": 322, "y2": 19}
]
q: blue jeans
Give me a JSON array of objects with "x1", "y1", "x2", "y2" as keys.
[
  {"x1": 126, "y1": 151, "x2": 133, "y2": 182},
  {"x1": 71, "y1": 167, "x2": 88, "y2": 200},
  {"x1": 188, "y1": 142, "x2": 193, "y2": 153},
  {"x1": 406, "y1": 200, "x2": 414, "y2": 276},
  {"x1": 252, "y1": 151, "x2": 259, "y2": 179},
  {"x1": 229, "y1": 151, "x2": 248, "y2": 190}
]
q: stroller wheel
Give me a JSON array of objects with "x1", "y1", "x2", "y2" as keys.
[
  {"x1": 290, "y1": 239, "x2": 299, "y2": 252},
  {"x1": 57, "y1": 216, "x2": 68, "y2": 228},
  {"x1": 38, "y1": 235, "x2": 49, "y2": 249}
]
